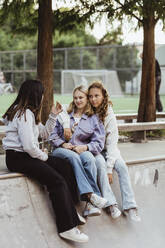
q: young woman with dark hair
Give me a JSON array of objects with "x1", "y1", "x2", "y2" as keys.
[{"x1": 2, "y1": 79, "x2": 89, "y2": 243}]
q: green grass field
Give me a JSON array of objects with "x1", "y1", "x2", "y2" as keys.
[{"x1": 0, "y1": 93, "x2": 165, "y2": 117}]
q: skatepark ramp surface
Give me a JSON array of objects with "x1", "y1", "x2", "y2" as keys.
[{"x1": 0, "y1": 159, "x2": 165, "y2": 248}]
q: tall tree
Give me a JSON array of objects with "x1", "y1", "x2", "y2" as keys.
[
  {"x1": 37, "y1": 0, "x2": 53, "y2": 123},
  {"x1": 76, "y1": 0, "x2": 165, "y2": 123},
  {"x1": 0, "y1": 0, "x2": 53, "y2": 123},
  {"x1": 0, "y1": 0, "x2": 89, "y2": 122}
]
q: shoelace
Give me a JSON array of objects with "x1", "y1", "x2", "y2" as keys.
[
  {"x1": 110, "y1": 205, "x2": 119, "y2": 213},
  {"x1": 74, "y1": 228, "x2": 81, "y2": 234},
  {"x1": 83, "y1": 202, "x2": 93, "y2": 212},
  {"x1": 91, "y1": 194, "x2": 100, "y2": 205},
  {"x1": 131, "y1": 209, "x2": 138, "y2": 216},
  {"x1": 129, "y1": 209, "x2": 140, "y2": 219},
  {"x1": 87, "y1": 202, "x2": 94, "y2": 210}
]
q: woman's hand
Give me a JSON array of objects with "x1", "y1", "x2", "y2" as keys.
[
  {"x1": 51, "y1": 101, "x2": 63, "y2": 115},
  {"x1": 43, "y1": 148, "x2": 48, "y2": 155},
  {"x1": 61, "y1": 142, "x2": 74, "y2": 150},
  {"x1": 64, "y1": 128, "x2": 72, "y2": 141},
  {"x1": 73, "y1": 145, "x2": 88, "y2": 154},
  {"x1": 108, "y1": 173, "x2": 113, "y2": 184}
]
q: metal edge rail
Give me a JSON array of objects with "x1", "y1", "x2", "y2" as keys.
[{"x1": 126, "y1": 155, "x2": 165, "y2": 166}]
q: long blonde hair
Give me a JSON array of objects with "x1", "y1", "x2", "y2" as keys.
[
  {"x1": 67, "y1": 85, "x2": 94, "y2": 116},
  {"x1": 88, "y1": 81, "x2": 112, "y2": 123}
]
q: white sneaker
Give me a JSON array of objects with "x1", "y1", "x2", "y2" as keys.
[
  {"x1": 109, "y1": 205, "x2": 121, "y2": 219},
  {"x1": 59, "y1": 227, "x2": 89, "y2": 243},
  {"x1": 90, "y1": 193, "x2": 108, "y2": 209},
  {"x1": 83, "y1": 202, "x2": 101, "y2": 217},
  {"x1": 77, "y1": 213, "x2": 86, "y2": 225},
  {"x1": 123, "y1": 208, "x2": 141, "y2": 222}
]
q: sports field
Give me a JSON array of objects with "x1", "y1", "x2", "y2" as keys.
[{"x1": 0, "y1": 93, "x2": 165, "y2": 117}]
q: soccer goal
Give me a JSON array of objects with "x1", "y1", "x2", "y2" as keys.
[{"x1": 61, "y1": 70, "x2": 123, "y2": 96}]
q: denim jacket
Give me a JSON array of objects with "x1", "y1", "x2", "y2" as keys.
[{"x1": 49, "y1": 112, "x2": 105, "y2": 155}]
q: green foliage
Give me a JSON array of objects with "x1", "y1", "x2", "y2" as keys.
[
  {"x1": 0, "y1": 0, "x2": 38, "y2": 35},
  {"x1": 0, "y1": 31, "x2": 37, "y2": 51},
  {"x1": 99, "y1": 26, "x2": 123, "y2": 45},
  {"x1": 53, "y1": 28, "x2": 97, "y2": 48},
  {"x1": 98, "y1": 43, "x2": 139, "y2": 90},
  {"x1": 53, "y1": 29, "x2": 97, "y2": 92},
  {"x1": 76, "y1": 0, "x2": 165, "y2": 27},
  {"x1": 116, "y1": 46, "x2": 139, "y2": 91},
  {"x1": 53, "y1": 7, "x2": 90, "y2": 33},
  {"x1": 0, "y1": 0, "x2": 143, "y2": 95},
  {"x1": 53, "y1": 27, "x2": 97, "y2": 92},
  {"x1": 0, "y1": 6, "x2": 38, "y2": 51}
]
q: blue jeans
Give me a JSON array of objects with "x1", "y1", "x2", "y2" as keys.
[
  {"x1": 52, "y1": 148, "x2": 101, "y2": 196},
  {"x1": 95, "y1": 154, "x2": 137, "y2": 210}
]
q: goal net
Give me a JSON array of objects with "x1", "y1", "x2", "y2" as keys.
[{"x1": 61, "y1": 70, "x2": 123, "y2": 96}]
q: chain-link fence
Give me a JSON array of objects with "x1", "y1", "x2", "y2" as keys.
[{"x1": 0, "y1": 45, "x2": 164, "y2": 95}]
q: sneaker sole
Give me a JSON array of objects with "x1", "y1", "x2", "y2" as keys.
[
  {"x1": 77, "y1": 215, "x2": 86, "y2": 225},
  {"x1": 59, "y1": 234, "x2": 89, "y2": 243},
  {"x1": 122, "y1": 211, "x2": 141, "y2": 222},
  {"x1": 92, "y1": 199, "x2": 108, "y2": 209},
  {"x1": 111, "y1": 212, "x2": 121, "y2": 219},
  {"x1": 83, "y1": 211, "x2": 101, "y2": 217},
  {"x1": 78, "y1": 220, "x2": 86, "y2": 225}
]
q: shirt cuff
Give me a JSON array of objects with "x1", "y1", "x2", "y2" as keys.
[
  {"x1": 55, "y1": 139, "x2": 65, "y2": 148},
  {"x1": 63, "y1": 122, "x2": 70, "y2": 129},
  {"x1": 107, "y1": 167, "x2": 113, "y2": 174},
  {"x1": 41, "y1": 152, "x2": 48, "y2": 161},
  {"x1": 87, "y1": 144, "x2": 96, "y2": 154},
  {"x1": 49, "y1": 112, "x2": 57, "y2": 120}
]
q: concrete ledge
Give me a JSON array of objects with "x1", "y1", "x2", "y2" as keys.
[
  {"x1": 0, "y1": 172, "x2": 24, "y2": 179},
  {"x1": 0, "y1": 160, "x2": 165, "y2": 247}
]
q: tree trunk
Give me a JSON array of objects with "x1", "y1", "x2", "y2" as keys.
[
  {"x1": 137, "y1": 19, "x2": 156, "y2": 122},
  {"x1": 37, "y1": 0, "x2": 53, "y2": 124},
  {"x1": 133, "y1": 17, "x2": 156, "y2": 142}
]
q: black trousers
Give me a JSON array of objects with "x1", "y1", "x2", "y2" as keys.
[
  {"x1": 6, "y1": 150, "x2": 80, "y2": 233},
  {"x1": 156, "y1": 76, "x2": 163, "y2": 112}
]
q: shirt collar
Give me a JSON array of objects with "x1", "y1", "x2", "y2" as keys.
[{"x1": 70, "y1": 111, "x2": 88, "y2": 120}]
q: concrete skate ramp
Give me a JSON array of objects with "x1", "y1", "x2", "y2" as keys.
[{"x1": 0, "y1": 160, "x2": 165, "y2": 248}]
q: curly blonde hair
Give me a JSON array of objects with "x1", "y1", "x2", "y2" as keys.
[
  {"x1": 67, "y1": 85, "x2": 94, "y2": 116},
  {"x1": 88, "y1": 81, "x2": 112, "y2": 123}
]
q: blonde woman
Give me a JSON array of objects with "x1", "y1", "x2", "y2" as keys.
[{"x1": 50, "y1": 85, "x2": 108, "y2": 217}]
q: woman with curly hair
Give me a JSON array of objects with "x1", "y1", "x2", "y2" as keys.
[{"x1": 88, "y1": 81, "x2": 141, "y2": 222}]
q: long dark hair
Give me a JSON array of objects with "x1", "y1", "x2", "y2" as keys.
[
  {"x1": 88, "y1": 81, "x2": 112, "y2": 123},
  {"x1": 3, "y1": 79, "x2": 44, "y2": 124}
]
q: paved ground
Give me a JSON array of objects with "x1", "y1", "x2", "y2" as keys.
[
  {"x1": 0, "y1": 140, "x2": 165, "y2": 248},
  {"x1": 118, "y1": 139, "x2": 165, "y2": 161}
]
